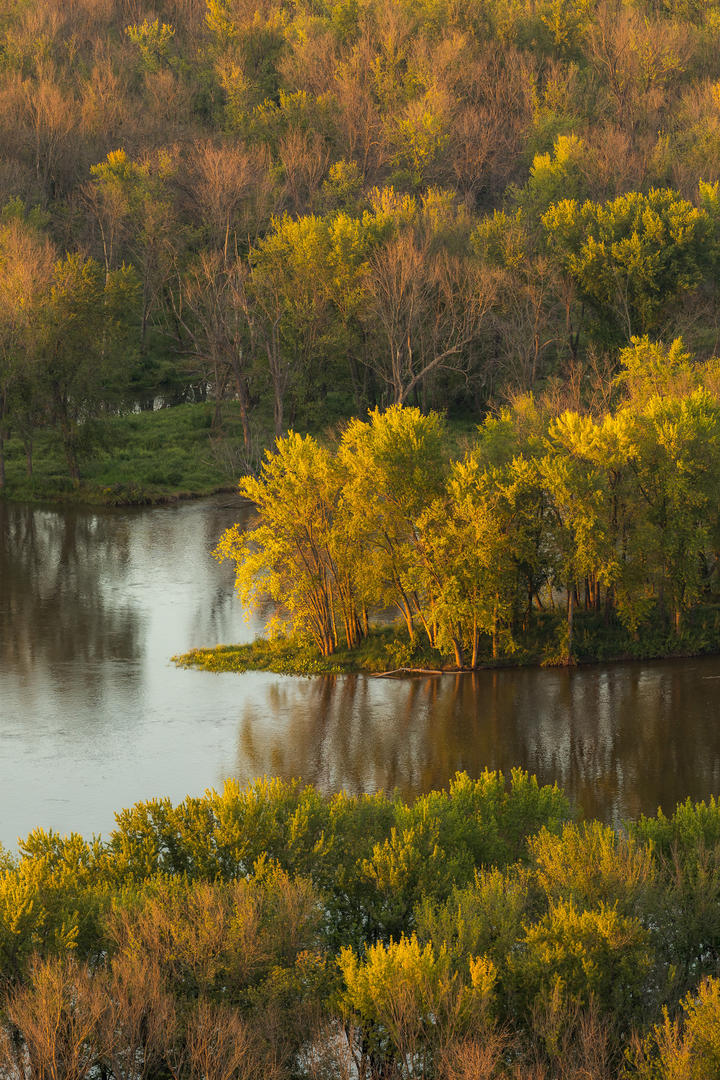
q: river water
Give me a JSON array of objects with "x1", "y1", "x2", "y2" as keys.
[{"x1": 1, "y1": 497, "x2": 720, "y2": 849}]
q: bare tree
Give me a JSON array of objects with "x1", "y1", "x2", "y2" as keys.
[
  {"x1": 174, "y1": 250, "x2": 254, "y2": 450},
  {"x1": 186, "y1": 139, "x2": 273, "y2": 260},
  {"x1": 364, "y1": 230, "x2": 496, "y2": 405},
  {"x1": 278, "y1": 128, "x2": 330, "y2": 216},
  {"x1": 1, "y1": 956, "x2": 105, "y2": 1080},
  {"x1": 182, "y1": 999, "x2": 281, "y2": 1080},
  {"x1": 21, "y1": 63, "x2": 79, "y2": 201},
  {"x1": 0, "y1": 217, "x2": 55, "y2": 487},
  {"x1": 98, "y1": 955, "x2": 175, "y2": 1080}
]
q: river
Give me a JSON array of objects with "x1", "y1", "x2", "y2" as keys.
[{"x1": 1, "y1": 496, "x2": 720, "y2": 850}]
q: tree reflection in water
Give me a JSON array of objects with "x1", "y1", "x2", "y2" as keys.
[{"x1": 236, "y1": 663, "x2": 720, "y2": 825}]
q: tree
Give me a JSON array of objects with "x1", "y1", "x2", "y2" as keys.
[
  {"x1": 622, "y1": 388, "x2": 720, "y2": 634},
  {"x1": 37, "y1": 253, "x2": 139, "y2": 485},
  {"x1": 0, "y1": 209, "x2": 54, "y2": 487},
  {"x1": 338, "y1": 404, "x2": 448, "y2": 644},
  {"x1": 86, "y1": 148, "x2": 177, "y2": 362},
  {"x1": 185, "y1": 139, "x2": 273, "y2": 261},
  {"x1": 420, "y1": 454, "x2": 545, "y2": 666},
  {"x1": 362, "y1": 190, "x2": 496, "y2": 405},
  {"x1": 540, "y1": 410, "x2": 618, "y2": 661},
  {"x1": 215, "y1": 432, "x2": 364, "y2": 656},
  {"x1": 241, "y1": 208, "x2": 382, "y2": 434},
  {"x1": 543, "y1": 188, "x2": 715, "y2": 341},
  {"x1": 175, "y1": 251, "x2": 254, "y2": 450},
  {"x1": 2, "y1": 956, "x2": 105, "y2": 1080}
]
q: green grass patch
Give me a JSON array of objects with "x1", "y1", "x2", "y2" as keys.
[
  {"x1": 1, "y1": 402, "x2": 266, "y2": 505},
  {"x1": 173, "y1": 626, "x2": 449, "y2": 676}
]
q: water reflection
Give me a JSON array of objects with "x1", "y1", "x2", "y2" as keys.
[
  {"x1": 0, "y1": 503, "x2": 138, "y2": 673},
  {"x1": 0, "y1": 498, "x2": 260, "y2": 846},
  {"x1": 2, "y1": 498, "x2": 720, "y2": 848},
  {"x1": 236, "y1": 663, "x2": 720, "y2": 826}
]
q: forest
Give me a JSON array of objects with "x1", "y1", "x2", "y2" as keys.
[
  {"x1": 1, "y1": 773, "x2": 720, "y2": 1079},
  {"x1": 6, "y1": 5, "x2": 720, "y2": 1077},
  {"x1": 4, "y1": 0, "x2": 720, "y2": 492}
]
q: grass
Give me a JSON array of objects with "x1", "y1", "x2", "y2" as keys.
[
  {"x1": 173, "y1": 626, "x2": 429, "y2": 676},
  {"x1": 173, "y1": 605, "x2": 720, "y2": 676},
  {"x1": 1, "y1": 403, "x2": 262, "y2": 505}
]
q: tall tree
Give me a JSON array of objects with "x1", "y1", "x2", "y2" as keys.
[{"x1": 0, "y1": 209, "x2": 54, "y2": 487}]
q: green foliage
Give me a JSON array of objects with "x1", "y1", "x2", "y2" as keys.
[
  {"x1": 4, "y1": 781, "x2": 720, "y2": 1075},
  {"x1": 340, "y1": 934, "x2": 495, "y2": 1071},
  {"x1": 543, "y1": 189, "x2": 714, "y2": 339},
  {"x1": 510, "y1": 898, "x2": 653, "y2": 1020},
  {"x1": 205, "y1": 377, "x2": 720, "y2": 672},
  {"x1": 4, "y1": 778, "x2": 720, "y2": 1076},
  {"x1": 529, "y1": 821, "x2": 655, "y2": 914},
  {"x1": 632, "y1": 977, "x2": 720, "y2": 1080},
  {"x1": 125, "y1": 19, "x2": 176, "y2": 72}
]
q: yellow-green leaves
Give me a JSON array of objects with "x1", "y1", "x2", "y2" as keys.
[
  {"x1": 542, "y1": 189, "x2": 711, "y2": 338},
  {"x1": 340, "y1": 934, "x2": 495, "y2": 1070},
  {"x1": 217, "y1": 432, "x2": 348, "y2": 655}
]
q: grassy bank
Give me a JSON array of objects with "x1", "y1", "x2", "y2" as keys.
[
  {"x1": 0, "y1": 402, "x2": 262, "y2": 505},
  {"x1": 173, "y1": 605, "x2": 720, "y2": 675}
]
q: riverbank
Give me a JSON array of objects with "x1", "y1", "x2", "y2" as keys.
[
  {"x1": 0, "y1": 402, "x2": 260, "y2": 506},
  {"x1": 173, "y1": 607, "x2": 720, "y2": 675}
]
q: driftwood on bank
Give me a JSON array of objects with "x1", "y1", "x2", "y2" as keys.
[{"x1": 372, "y1": 667, "x2": 448, "y2": 677}]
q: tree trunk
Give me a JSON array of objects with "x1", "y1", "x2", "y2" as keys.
[
  {"x1": 229, "y1": 358, "x2": 251, "y2": 453},
  {"x1": 492, "y1": 594, "x2": 499, "y2": 660},
  {"x1": 62, "y1": 429, "x2": 80, "y2": 488},
  {"x1": 470, "y1": 621, "x2": 480, "y2": 669},
  {"x1": 566, "y1": 584, "x2": 574, "y2": 665}
]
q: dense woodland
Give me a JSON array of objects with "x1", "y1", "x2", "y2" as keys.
[
  {"x1": 1, "y1": 774, "x2": 720, "y2": 1079},
  {"x1": 7, "y1": 9, "x2": 720, "y2": 1075},
  {"x1": 6, "y1": 0, "x2": 720, "y2": 485}
]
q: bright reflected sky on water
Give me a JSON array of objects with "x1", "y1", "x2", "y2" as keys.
[{"x1": 2, "y1": 497, "x2": 720, "y2": 850}]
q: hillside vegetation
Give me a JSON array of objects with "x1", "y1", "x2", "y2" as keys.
[
  {"x1": 2, "y1": 773, "x2": 720, "y2": 1078},
  {"x1": 4, "y1": 0, "x2": 720, "y2": 493}
]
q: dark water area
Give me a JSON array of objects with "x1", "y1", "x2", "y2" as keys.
[{"x1": 2, "y1": 498, "x2": 720, "y2": 849}]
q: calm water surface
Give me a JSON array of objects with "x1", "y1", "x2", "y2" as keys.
[{"x1": 2, "y1": 497, "x2": 720, "y2": 849}]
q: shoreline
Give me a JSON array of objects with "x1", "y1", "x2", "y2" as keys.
[
  {"x1": 172, "y1": 626, "x2": 720, "y2": 678},
  {"x1": 0, "y1": 481, "x2": 240, "y2": 509}
]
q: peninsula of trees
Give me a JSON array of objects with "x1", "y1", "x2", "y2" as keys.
[
  {"x1": 178, "y1": 339, "x2": 720, "y2": 672},
  {"x1": 4, "y1": 0, "x2": 720, "y2": 495}
]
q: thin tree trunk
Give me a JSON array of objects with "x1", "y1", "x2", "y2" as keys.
[
  {"x1": 492, "y1": 594, "x2": 499, "y2": 660},
  {"x1": 470, "y1": 619, "x2": 480, "y2": 669}
]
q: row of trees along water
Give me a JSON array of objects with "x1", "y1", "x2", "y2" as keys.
[
  {"x1": 215, "y1": 339, "x2": 720, "y2": 667},
  {"x1": 2, "y1": 773, "x2": 720, "y2": 1079},
  {"x1": 8, "y1": 0, "x2": 720, "y2": 486}
]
